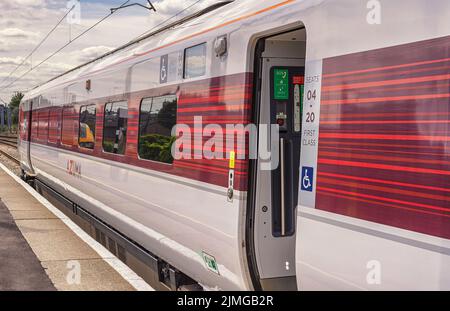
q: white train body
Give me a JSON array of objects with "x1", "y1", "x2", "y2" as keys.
[{"x1": 19, "y1": 0, "x2": 450, "y2": 290}]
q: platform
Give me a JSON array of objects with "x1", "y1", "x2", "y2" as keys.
[{"x1": 0, "y1": 164, "x2": 153, "y2": 291}]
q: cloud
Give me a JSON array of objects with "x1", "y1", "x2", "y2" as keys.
[
  {"x1": 0, "y1": 28, "x2": 39, "y2": 54},
  {"x1": 153, "y1": 0, "x2": 218, "y2": 16},
  {"x1": 0, "y1": 56, "x2": 29, "y2": 66},
  {"x1": 0, "y1": 28, "x2": 39, "y2": 39},
  {"x1": 13, "y1": 0, "x2": 46, "y2": 6},
  {"x1": 0, "y1": 60, "x2": 73, "y2": 93},
  {"x1": 74, "y1": 45, "x2": 114, "y2": 63}
]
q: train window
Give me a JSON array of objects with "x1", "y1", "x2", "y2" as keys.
[
  {"x1": 79, "y1": 105, "x2": 96, "y2": 149},
  {"x1": 31, "y1": 110, "x2": 38, "y2": 140},
  {"x1": 37, "y1": 109, "x2": 49, "y2": 141},
  {"x1": 103, "y1": 101, "x2": 128, "y2": 155},
  {"x1": 48, "y1": 107, "x2": 62, "y2": 144},
  {"x1": 19, "y1": 108, "x2": 27, "y2": 141},
  {"x1": 61, "y1": 107, "x2": 77, "y2": 146},
  {"x1": 184, "y1": 43, "x2": 206, "y2": 79},
  {"x1": 138, "y1": 95, "x2": 177, "y2": 164}
]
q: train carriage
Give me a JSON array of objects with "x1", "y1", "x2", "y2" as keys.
[{"x1": 18, "y1": 0, "x2": 450, "y2": 290}]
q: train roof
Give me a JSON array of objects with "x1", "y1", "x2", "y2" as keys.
[
  {"x1": 24, "y1": 0, "x2": 282, "y2": 101},
  {"x1": 37, "y1": 1, "x2": 235, "y2": 89}
]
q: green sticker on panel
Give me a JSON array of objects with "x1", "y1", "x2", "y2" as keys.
[
  {"x1": 274, "y1": 69, "x2": 289, "y2": 100},
  {"x1": 202, "y1": 251, "x2": 219, "y2": 274}
]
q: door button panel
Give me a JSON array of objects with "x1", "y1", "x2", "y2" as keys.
[{"x1": 270, "y1": 66, "x2": 304, "y2": 237}]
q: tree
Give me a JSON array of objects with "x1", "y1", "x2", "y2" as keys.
[{"x1": 9, "y1": 91, "x2": 24, "y2": 125}]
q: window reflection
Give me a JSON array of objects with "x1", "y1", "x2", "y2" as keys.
[
  {"x1": 139, "y1": 95, "x2": 177, "y2": 163},
  {"x1": 103, "y1": 101, "x2": 128, "y2": 154},
  {"x1": 184, "y1": 43, "x2": 206, "y2": 79},
  {"x1": 79, "y1": 105, "x2": 96, "y2": 149}
]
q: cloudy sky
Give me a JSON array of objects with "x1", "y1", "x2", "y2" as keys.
[{"x1": 0, "y1": 0, "x2": 218, "y2": 104}]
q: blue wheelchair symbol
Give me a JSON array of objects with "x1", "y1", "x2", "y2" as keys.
[{"x1": 301, "y1": 166, "x2": 314, "y2": 192}]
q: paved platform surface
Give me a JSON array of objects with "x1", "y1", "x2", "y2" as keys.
[
  {"x1": 0, "y1": 200, "x2": 55, "y2": 290},
  {"x1": 0, "y1": 167, "x2": 148, "y2": 291}
]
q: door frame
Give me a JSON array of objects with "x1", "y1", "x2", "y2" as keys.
[{"x1": 245, "y1": 26, "x2": 306, "y2": 291}]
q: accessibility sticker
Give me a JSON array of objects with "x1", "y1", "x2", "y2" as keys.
[{"x1": 301, "y1": 166, "x2": 314, "y2": 192}]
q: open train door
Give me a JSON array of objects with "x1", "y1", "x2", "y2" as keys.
[{"x1": 247, "y1": 27, "x2": 306, "y2": 291}]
